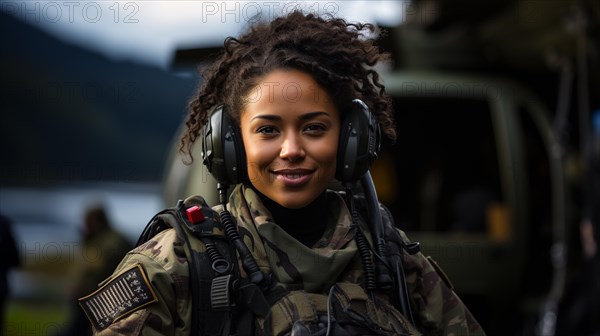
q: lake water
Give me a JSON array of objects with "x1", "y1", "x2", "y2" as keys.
[{"x1": 1, "y1": 181, "x2": 164, "y2": 300}]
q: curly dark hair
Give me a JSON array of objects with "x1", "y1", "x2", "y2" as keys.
[{"x1": 181, "y1": 10, "x2": 395, "y2": 160}]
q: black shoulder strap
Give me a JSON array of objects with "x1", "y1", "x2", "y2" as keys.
[
  {"x1": 350, "y1": 189, "x2": 420, "y2": 328},
  {"x1": 136, "y1": 197, "x2": 239, "y2": 336}
]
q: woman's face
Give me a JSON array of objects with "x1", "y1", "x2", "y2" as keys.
[{"x1": 240, "y1": 69, "x2": 340, "y2": 209}]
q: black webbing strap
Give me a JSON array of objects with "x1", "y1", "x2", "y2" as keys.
[
  {"x1": 172, "y1": 203, "x2": 238, "y2": 336},
  {"x1": 136, "y1": 199, "x2": 275, "y2": 336}
]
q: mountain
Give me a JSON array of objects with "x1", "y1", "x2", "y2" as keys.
[{"x1": 0, "y1": 11, "x2": 197, "y2": 185}]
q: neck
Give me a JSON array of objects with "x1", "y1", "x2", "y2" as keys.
[{"x1": 251, "y1": 186, "x2": 328, "y2": 247}]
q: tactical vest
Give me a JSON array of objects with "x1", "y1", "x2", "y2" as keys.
[{"x1": 137, "y1": 193, "x2": 422, "y2": 336}]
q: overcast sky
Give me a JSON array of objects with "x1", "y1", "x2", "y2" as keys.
[{"x1": 2, "y1": 1, "x2": 407, "y2": 69}]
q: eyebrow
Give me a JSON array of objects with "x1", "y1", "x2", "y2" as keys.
[
  {"x1": 299, "y1": 111, "x2": 329, "y2": 121},
  {"x1": 251, "y1": 111, "x2": 330, "y2": 122}
]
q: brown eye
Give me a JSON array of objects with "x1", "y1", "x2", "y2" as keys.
[
  {"x1": 257, "y1": 126, "x2": 279, "y2": 135},
  {"x1": 304, "y1": 124, "x2": 327, "y2": 135}
]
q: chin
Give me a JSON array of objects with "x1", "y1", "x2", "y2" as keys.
[
  {"x1": 273, "y1": 185, "x2": 329, "y2": 209},
  {"x1": 276, "y1": 198, "x2": 309, "y2": 209}
]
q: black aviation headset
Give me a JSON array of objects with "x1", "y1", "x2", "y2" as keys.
[
  {"x1": 200, "y1": 98, "x2": 415, "y2": 325},
  {"x1": 200, "y1": 98, "x2": 380, "y2": 185}
]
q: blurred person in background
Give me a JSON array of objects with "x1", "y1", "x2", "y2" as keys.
[
  {"x1": 0, "y1": 214, "x2": 21, "y2": 332},
  {"x1": 54, "y1": 204, "x2": 131, "y2": 336}
]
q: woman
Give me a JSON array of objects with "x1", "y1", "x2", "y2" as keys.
[{"x1": 80, "y1": 11, "x2": 484, "y2": 336}]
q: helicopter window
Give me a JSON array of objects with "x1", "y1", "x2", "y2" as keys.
[{"x1": 373, "y1": 96, "x2": 503, "y2": 233}]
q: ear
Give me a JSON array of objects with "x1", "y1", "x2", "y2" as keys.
[
  {"x1": 335, "y1": 99, "x2": 381, "y2": 182},
  {"x1": 201, "y1": 105, "x2": 247, "y2": 185}
]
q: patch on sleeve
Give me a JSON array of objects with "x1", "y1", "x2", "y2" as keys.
[{"x1": 78, "y1": 264, "x2": 158, "y2": 331}]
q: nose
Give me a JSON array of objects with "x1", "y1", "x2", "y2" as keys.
[{"x1": 280, "y1": 133, "x2": 305, "y2": 162}]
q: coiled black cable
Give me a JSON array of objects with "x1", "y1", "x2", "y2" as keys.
[
  {"x1": 354, "y1": 220, "x2": 377, "y2": 293},
  {"x1": 204, "y1": 240, "x2": 222, "y2": 262},
  {"x1": 217, "y1": 183, "x2": 265, "y2": 286},
  {"x1": 202, "y1": 238, "x2": 232, "y2": 275},
  {"x1": 345, "y1": 185, "x2": 376, "y2": 293},
  {"x1": 360, "y1": 172, "x2": 415, "y2": 324}
]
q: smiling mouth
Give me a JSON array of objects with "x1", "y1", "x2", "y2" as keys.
[
  {"x1": 280, "y1": 173, "x2": 306, "y2": 179},
  {"x1": 272, "y1": 169, "x2": 315, "y2": 186}
]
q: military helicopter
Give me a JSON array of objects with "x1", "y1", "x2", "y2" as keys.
[{"x1": 162, "y1": 1, "x2": 599, "y2": 335}]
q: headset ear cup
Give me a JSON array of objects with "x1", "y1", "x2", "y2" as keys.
[
  {"x1": 335, "y1": 99, "x2": 381, "y2": 182},
  {"x1": 201, "y1": 105, "x2": 246, "y2": 185}
]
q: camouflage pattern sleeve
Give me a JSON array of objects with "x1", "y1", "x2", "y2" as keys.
[
  {"x1": 393, "y1": 230, "x2": 486, "y2": 335},
  {"x1": 377, "y1": 203, "x2": 485, "y2": 335},
  {"x1": 80, "y1": 229, "x2": 192, "y2": 336}
]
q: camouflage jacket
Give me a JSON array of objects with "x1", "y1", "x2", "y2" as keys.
[{"x1": 80, "y1": 184, "x2": 485, "y2": 335}]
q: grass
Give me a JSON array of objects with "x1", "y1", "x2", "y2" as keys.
[{"x1": 3, "y1": 299, "x2": 70, "y2": 336}]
